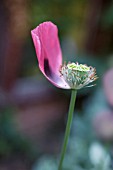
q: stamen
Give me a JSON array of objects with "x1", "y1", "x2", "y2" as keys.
[{"x1": 60, "y1": 62, "x2": 98, "y2": 89}]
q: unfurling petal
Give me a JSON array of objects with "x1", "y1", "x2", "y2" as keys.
[{"x1": 31, "y1": 21, "x2": 70, "y2": 89}]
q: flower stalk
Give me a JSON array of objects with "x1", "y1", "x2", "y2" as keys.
[
  {"x1": 58, "y1": 90, "x2": 77, "y2": 170},
  {"x1": 31, "y1": 21, "x2": 98, "y2": 170}
]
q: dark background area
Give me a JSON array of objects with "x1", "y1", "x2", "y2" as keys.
[{"x1": 0, "y1": 0, "x2": 113, "y2": 169}]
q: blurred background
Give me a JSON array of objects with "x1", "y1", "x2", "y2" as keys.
[{"x1": 0, "y1": 0, "x2": 113, "y2": 169}]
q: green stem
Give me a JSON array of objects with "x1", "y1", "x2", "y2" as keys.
[{"x1": 58, "y1": 89, "x2": 77, "y2": 170}]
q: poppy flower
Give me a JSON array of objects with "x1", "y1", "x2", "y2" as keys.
[{"x1": 31, "y1": 21, "x2": 97, "y2": 89}]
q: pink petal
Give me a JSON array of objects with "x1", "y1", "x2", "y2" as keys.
[
  {"x1": 31, "y1": 21, "x2": 70, "y2": 89},
  {"x1": 103, "y1": 68, "x2": 113, "y2": 106}
]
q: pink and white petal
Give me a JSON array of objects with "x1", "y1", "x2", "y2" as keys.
[
  {"x1": 43, "y1": 71, "x2": 70, "y2": 89},
  {"x1": 31, "y1": 22, "x2": 62, "y2": 74},
  {"x1": 31, "y1": 21, "x2": 70, "y2": 89}
]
